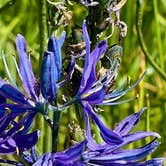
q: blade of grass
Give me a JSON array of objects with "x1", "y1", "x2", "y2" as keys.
[
  {"x1": 136, "y1": 0, "x2": 166, "y2": 81},
  {"x1": 153, "y1": 0, "x2": 164, "y2": 69}
]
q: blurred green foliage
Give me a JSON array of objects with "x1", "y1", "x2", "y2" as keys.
[{"x1": 0, "y1": 0, "x2": 166, "y2": 163}]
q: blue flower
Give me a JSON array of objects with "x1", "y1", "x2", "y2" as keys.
[
  {"x1": 40, "y1": 32, "x2": 66, "y2": 102},
  {"x1": 76, "y1": 20, "x2": 145, "y2": 106},
  {"x1": 84, "y1": 107, "x2": 160, "y2": 150},
  {"x1": 0, "y1": 111, "x2": 39, "y2": 156},
  {"x1": 26, "y1": 141, "x2": 87, "y2": 166},
  {"x1": 0, "y1": 32, "x2": 65, "y2": 117},
  {"x1": 82, "y1": 107, "x2": 163, "y2": 165},
  {"x1": 18, "y1": 109, "x2": 162, "y2": 166},
  {"x1": 72, "y1": 21, "x2": 147, "y2": 148}
]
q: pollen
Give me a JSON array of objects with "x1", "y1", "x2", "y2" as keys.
[
  {"x1": 5, "y1": 107, "x2": 11, "y2": 114},
  {"x1": 82, "y1": 93, "x2": 90, "y2": 98}
]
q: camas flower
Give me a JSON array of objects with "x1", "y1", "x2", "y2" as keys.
[
  {"x1": 0, "y1": 31, "x2": 65, "y2": 118},
  {"x1": 73, "y1": 21, "x2": 146, "y2": 148},
  {"x1": 32, "y1": 140, "x2": 87, "y2": 166},
  {"x1": 40, "y1": 32, "x2": 66, "y2": 102},
  {"x1": 17, "y1": 109, "x2": 162, "y2": 166},
  {"x1": 0, "y1": 111, "x2": 39, "y2": 158},
  {"x1": 75, "y1": 21, "x2": 145, "y2": 106},
  {"x1": 82, "y1": 107, "x2": 163, "y2": 166}
]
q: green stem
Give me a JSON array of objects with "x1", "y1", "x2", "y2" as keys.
[
  {"x1": 153, "y1": 0, "x2": 164, "y2": 69},
  {"x1": 136, "y1": 0, "x2": 166, "y2": 81},
  {"x1": 39, "y1": 0, "x2": 48, "y2": 63},
  {"x1": 52, "y1": 111, "x2": 61, "y2": 152},
  {"x1": 44, "y1": 111, "x2": 53, "y2": 152},
  {"x1": 36, "y1": 0, "x2": 48, "y2": 153}
]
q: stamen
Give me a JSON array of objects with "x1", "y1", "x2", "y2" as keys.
[
  {"x1": 16, "y1": 147, "x2": 19, "y2": 155},
  {"x1": 5, "y1": 107, "x2": 11, "y2": 114},
  {"x1": 101, "y1": 95, "x2": 138, "y2": 106},
  {"x1": 12, "y1": 55, "x2": 23, "y2": 82},
  {"x1": 1, "y1": 51, "x2": 18, "y2": 89}
]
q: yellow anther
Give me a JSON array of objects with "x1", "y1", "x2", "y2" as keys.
[
  {"x1": 16, "y1": 147, "x2": 19, "y2": 155},
  {"x1": 82, "y1": 93, "x2": 89, "y2": 98},
  {"x1": 19, "y1": 126, "x2": 25, "y2": 131},
  {"x1": 136, "y1": 93, "x2": 139, "y2": 99},
  {"x1": 5, "y1": 107, "x2": 11, "y2": 114},
  {"x1": 127, "y1": 76, "x2": 131, "y2": 87}
]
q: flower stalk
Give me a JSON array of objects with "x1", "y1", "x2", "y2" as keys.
[
  {"x1": 39, "y1": 0, "x2": 48, "y2": 63},
  {"x1": 38, "y1": 0, "x2": 48, "y2": 153},
  {"x1": 52, "y1": 108, "x2": 61, "y2": 152}
]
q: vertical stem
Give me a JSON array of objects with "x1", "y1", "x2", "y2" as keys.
[
  {"x1": 52, "y1": 111, "x2": 61, "y2": 152},
  {"x1": 138, "y1": 53, "x2": 145, "y2": 109},
  {"x1": 39, "y1": 0, "x2": 48, "y2": 63},
  {"x1": 44, "y1": 111, "x2": 53, "y2": 152},
  {"x1": 36, "y1": 0, "x2": 48, "y2": 153},
  {"x1": 153, "y1": 0, "x2": 164, "y2": 69}
]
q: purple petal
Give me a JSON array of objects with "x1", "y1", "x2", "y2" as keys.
[
  {"x1": 10, "y1": 112, "x2": 36, "y2": 135},
  {"x1": 53, "y1": 160, "x2": 86, "y2": 166},
  {"x1": 83, "y1": 108, "x2": 107, "y2": 151},
  {"x1": 16, "y1": 34, "x2": 37, "y2": 101},
  {"x1": 132, "y1": 158, "x2": 163, "y2": 166},
  {"x1": 0, "y1": 78, "x2": 29, "y2": 104},
  {"x1": 0, "y1": 112, "x2": 7, "y2": 124},
  {"x1": 113, "y1": 108, "x2": 146, "y2": 136},
  {"x1": 0, "y1": 131, "x2": 40, "y2": 154},
  {"x1": 0, "y1": 103, "x2": 35, "y2": 116},
  {"x1": 0, "y1": 112, "x2": 21, "y2": 135},
  {"x1": 53, "y1": 140, "x2": 86, "y2": 162},
  {"x1": 58, "y1": 31, "x2": 66, "y2": 48},
  {"x1": 122, "y1": 131, "x2": 160, "y2": 142},
  {"x1": 0, "y1": 159, "x2": 23, "y2": 166},
  {"x1": 19, "y1": 112, "x2": 36, "y2": 134},
  {"x1": 0, "y1": 104, "x2": 36, "y2": 135},
  {"x1": 78, "y1": 40, "x2": 107, "y2": 95},
  {"x1": 82, "y1": 102, "x2": 122, "y2": 145},
  {"x1": 82, "y1": 20, "x2": 90, "y2": 68},
  {"x1": 15, "y1": 130, "x2": 40, "y2": 152},
  {"x1": 48, "y1": 31, "x2": 66, "y2": 80},
  {"x1": 103, "y1": 131, "x2": 161, "y2": 154},
  {"x1": 0, "y1": 114, "x2": 36, "y2": 144},
  {"x1": 90, "y1": 140, "x2": 160, "y2": 163},
  {"x1": 33, "y1": 141, "x2": 86, "y2": 166},
  {"x1": 0, "y1": 94, "x2": 6, "y2": 104},
  {"x1": 40, "y1": 51, "x2": 57, "y2": 102},
  {"x1": 82, "y1": 86, "x2": 105, "y2": 105},
  {"x1": 89, "y1": 158, "x2": 163, "y2": 166},
  {"x1": 33, "y1": 153, "x2": 53, "y2": 166}
]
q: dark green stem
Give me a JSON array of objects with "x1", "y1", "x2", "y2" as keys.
[
  {"x1": 136, "y1": 0, "x2": 166, "y2": 81},
  {"x1": 39, "y1": 0, "x2": 48, "y2": 63},
  {"x1": 52, "y1": 110, "x2": 61, "y2": 152}
]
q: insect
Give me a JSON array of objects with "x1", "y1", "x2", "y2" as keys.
[
  {"x1": 101, "y1": 44, "x2": 122, "y2": 69},
  {"x1": 99, "y1": 44, "x2": 123, "y2": 93}
]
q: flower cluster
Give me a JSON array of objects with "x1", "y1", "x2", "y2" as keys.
[{"x1": 0, "y1": 21, "x2": 163, "y2": 166}]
